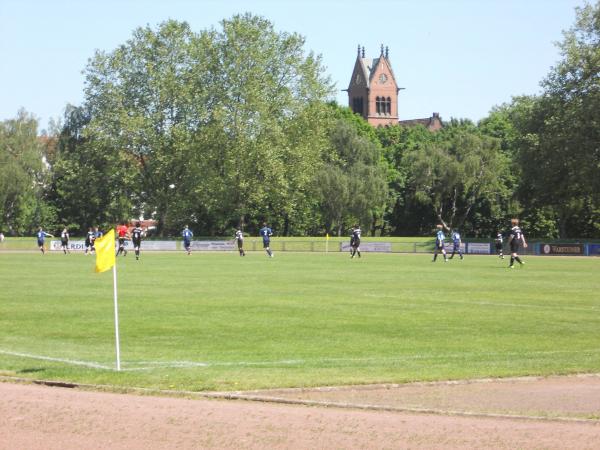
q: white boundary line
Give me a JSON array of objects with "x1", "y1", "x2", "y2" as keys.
[
  {"x1": 0, "y1": 350, "x2": 112, "y2": 370},
  {"x1": 4, "y1": 348, "x2": 600, "y2": 372}
]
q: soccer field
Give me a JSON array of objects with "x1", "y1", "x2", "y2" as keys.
[{"x1": 1, "y1": 251, "x2": 599, "y2": 391}]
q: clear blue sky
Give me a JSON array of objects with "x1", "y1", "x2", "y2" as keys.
[{"x1": 0, "y1": 0, "x2": 586, "y2": 131}]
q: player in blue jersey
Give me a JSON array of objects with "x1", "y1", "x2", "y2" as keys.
[
  {"x1": 495, "y1": 231, "x2": 504, "y2": 259},
  {"x1": 448, "y1": 229, "x2": 463, "y2": 260},
  {"x1": 36, "y1": 227, "x2": 54, "y2": 254},
  {"x1": 259, "y1": 222, "x2": 274, "y2": 257},
  {"x1": 432, "y1": 224, "x2": 448, "y2": 262},
  {"x1": 507, "y1": 218, "x2": 527, "y2": 268},
  {"x1": 182, "y1": 225, "x2": 193, "y2": 255},
  {"x1": 350, "y1": 225, "x2": 361, "y2": 258},
  {"x1": 234, "y1": 228, "x2": 245, "y2": 256}
]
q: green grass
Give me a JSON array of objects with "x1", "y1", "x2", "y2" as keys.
[{"x1": 1, "y1": 251, "x2": 599, "y2": 392}]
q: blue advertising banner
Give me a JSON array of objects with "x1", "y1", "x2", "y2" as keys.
[{"x1": 588, "y1": 244, "x2": 600, "y2": 256}]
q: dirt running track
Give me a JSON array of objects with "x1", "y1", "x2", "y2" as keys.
[{"x1": 2, "y1": 376, "x2": 600, "y2": 449}]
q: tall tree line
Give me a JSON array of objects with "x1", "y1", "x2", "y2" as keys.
[{"x1": 1, "y1": 6, "x2": 598, "y2": 238}]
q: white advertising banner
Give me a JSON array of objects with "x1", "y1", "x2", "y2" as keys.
[
  {"x1": 340, "y1": 242, "x2": 392, "y2": 253},
  {"x1": 190, "y1": 241, "x2": 236, "y2": 251},
  {"x1": 50, "y1": 239, "x2": 176, "y2": 251},
  {"x1": 467, "y1": 242, "x2": 491, "y2": 254},
  {"x1": 139, "y1": 241, "x2": 177, "y2": 250},
  {"x1": 50, "y1": 240, "x2": 87, "y2": 251}
]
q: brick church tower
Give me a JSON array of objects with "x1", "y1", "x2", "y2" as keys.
[
  {"x1": 346, "y1": 45, "x2": 443, "y2": 130},
  {"x1": 346, "y1": 44, "x2": 399, "y2": 127}
]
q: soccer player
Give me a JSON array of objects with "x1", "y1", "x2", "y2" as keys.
[
  {"x1": 449, "y1": 229, "x2": 463, "y2": 260},
  {"x1": 432, "y1": 224, "x2": 448, "y2": 262},
  {"x1": 182, "y1": 225, "x2": 193, "y2": 255},
  {"x1": 84, "y1": 227, "x2": 94, "y2": 255},
  {"x1": 350, "y1": 224, "x2": 361, "y2": 258},
  {"x1": 60, "y1": 227, "x2": 70, "y2": 254},
  {"x1": 235, "y1": 228, "x2": 245, "y2": 256},
  {"x1": 91, "y1": 226, "x2": 103, "y2": 253},
  {"x1": 259, "y1": 222, "x2": 274, "y2": 257},
  {"x1": 131, "y1": 222, "x2": 144, "y2": 260},
  {"x1": 36, "y1": 227, "x2": 53, "y2": 254},
  {"x1": 495, "y1": 231, "x2": 504, "y2": 259},
  {"x1": 116, "y1": 222, "x2": 129, "y2": 257},
  {"x1": 507, "y1": 218, "x2": 527, "y2": 268}
]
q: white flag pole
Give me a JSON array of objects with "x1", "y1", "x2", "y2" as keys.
[{"x1": 112, "y1": 263, "x2": 121, "y2": 371}]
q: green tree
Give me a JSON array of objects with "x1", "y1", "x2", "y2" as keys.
[
  {"x1": 81, "y1": 15, "x2": 334, "y2": 235},
  {"x1": 315, "y1": 119, "x2": 388, "y2": 235},
  {"x1": 49, "y1": 105, "x2": 136, "y2": 232},
  {"x1": 0, "y1": 110, "x2": 56, "y2": 234},
  {"x1": 404, "y1": 124, "x2": 511, "y2": 233},
  {"x1": 513, "y1": 3, "x2": 600, "y2": 237}
]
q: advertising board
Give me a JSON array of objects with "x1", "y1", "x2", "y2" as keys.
[
  {"x1": 540, "y1": 243, "x2": 584, "y2": 255},
  {"x1": 588, "y1": 244, "x2": 600, "y2": 256},
  {"x1": 466, "y1": 243, "x2": 491, "y2": 254},
  {"x1": 190, "y1": 241, "x2": 236, "y2": 251},
  {"x1": 340, "y1": 242, "x2": 392, "y2": 253},
  {"x1": 50, "y1": 240, "x2": 176, "y2": 251},
  {"x1": 443, "y1": 242, "x2": 466, "y2": 253}
]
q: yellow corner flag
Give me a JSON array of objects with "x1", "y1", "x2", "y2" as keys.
[{"x1": 95, "y1": 229, "x2": 116, "y2": 273}]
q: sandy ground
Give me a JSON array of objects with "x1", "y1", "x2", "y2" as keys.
[{"x1": 2, "y1": 375, "x2": 600, "y2": 449}]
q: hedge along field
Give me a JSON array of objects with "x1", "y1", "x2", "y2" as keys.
[{"x1": 0, "y1": 251, "x2": 599, "y2": 392}]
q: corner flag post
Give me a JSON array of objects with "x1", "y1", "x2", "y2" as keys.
[
  {"x1": 112, "y1": 264, "x2": 121, "y2": 371},
  {"x1": 94, "y1": 229, "x2": 121, "y2": 371},
  {"x1": 326, "y1": 233, "x2": 329, "y2": 254}
]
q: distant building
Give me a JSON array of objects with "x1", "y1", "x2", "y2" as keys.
[{"x1": 345, "y1": 45, "x2": 442, "y2": 131}]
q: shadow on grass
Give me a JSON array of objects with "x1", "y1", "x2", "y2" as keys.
[{"x1": 17, "y1": 368, "x2": 45, "y2": 374}]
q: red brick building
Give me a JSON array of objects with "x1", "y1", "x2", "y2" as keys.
[{"x1": 346, "y1": 45, "x2": 442, "y2": 131}]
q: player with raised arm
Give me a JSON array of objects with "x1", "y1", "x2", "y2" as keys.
[
  {"x1": 507, "y1": 218, "x2": 527, "y2": 268},
  {"x1": 60, "y1": 227, "x2": 70, "y2": 254},
  {"x1": 432, "y1": 224, "x2": 448, "y2": 262},
  {"x1": 259, "y1": 222, "x2": 273, "y2": 257},
  {"x1": 182, "y1": 225, "x2": 193, "y2": 255},
  {"x1": 495, "y1": 231, "x2": 504, "y2": 259},
  {"x1": 350, "y1": 224, "x2": 361, "y2": 258},
  {"x1": 235, "y1": 228, "x2": 245, "y2": 256},
  {"x1": 448, "y1": 229, "x2": 463, "y2": 260},
  {"x1": 131, "y1": 222, "x2": 144, "y2": 260},
  {"x1": 116, "y1": 222, "x2": 129, "y2": 257},
  {"x1": 36, "y1": 227, "x2": 54, "y2": 255}
]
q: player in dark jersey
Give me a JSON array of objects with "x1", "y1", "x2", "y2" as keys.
[
  {"x1": 259, "y1": 222, "x2": 274, "y2": 257},
  {"x1": 448, "y1": 229, "x2": 463, "y2": 260},
  {"x1": 235, "y1": 228, "x2": 245, "y2": 256},
  {"x1": 350, "y1": 225, "x2": 361, "y2": 258},
  {"x1": 495, "y1": 231, "x2": 504, "y2": 259},
  {"x1": 432, "y1": 224, "x2": 448, "y2": 262},
  {"x1": 182, "y1": 225, "x2": 193, "y2": 255},
  {"x1": 131, "y1": 222, "x2": 144, "y2": 260},
  {"x1": 507, "y1": 218, "x2": 527, "y2": 268},
  {"x1": 91, "y1": 226, "x2": 103, "y2": 253},
  {"x1": 36, "y1": 227, "x2": 53, "y2": 254},
  {"x1": 60, "y1": 227, "x2": 70, "y2": 254},
  {"x1": 84, "y1": 227, "x2": 94, "y2": 255}
]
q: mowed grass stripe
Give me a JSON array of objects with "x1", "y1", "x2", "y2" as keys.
[{"x1": 1, "y1": 252, "x2": 599, "y2": 390}]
